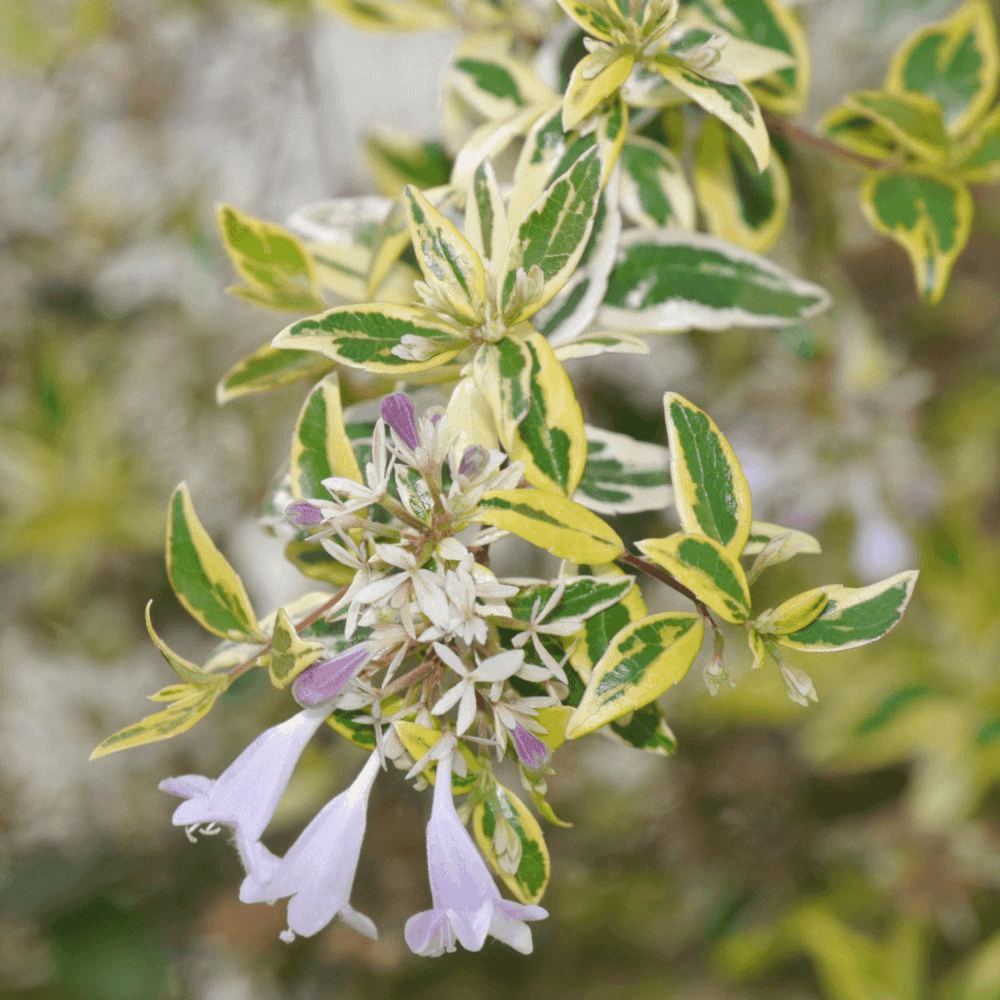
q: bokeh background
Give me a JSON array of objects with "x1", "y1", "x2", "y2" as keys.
[{"x1": 3, "y1": 0, "x2": 1000, "y2": 996}]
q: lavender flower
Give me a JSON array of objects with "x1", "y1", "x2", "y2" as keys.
[
  {"x1": 240, "y1": 751, "x2": 382, "y2": 943},
  {"x1": 381, "y1": 393, "x2": 419, "y2": 450},
  {"x1": 405, "y1": 751, "x2": 547, "y2": 956},
  {"x1": 292, "y1": 645, "x2": 371, "y2": 707}
]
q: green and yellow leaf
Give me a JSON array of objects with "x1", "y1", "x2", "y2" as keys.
[
  {"x1": 274, "y1": 303, "x2": 467, "y2": 373},
  {"x1": 651, "y1": 58, "x2": 770, "y2": 171},
  {"x1": 283, "y1": 539, "x2": 356, "y2": 586},
  {"x1": 694, "y1": 116, "x2": 790, "y2": 254},
  {"x1": 290, "y1": 374, "x2": 361, "y2": 501},
  {"x1": 216, "y1": 342, "x2": 332, "y2": 405},
  {"x1": 637, "y1": 532, "x2": 751, "y2": 623},
  {"x1": 267, "y1": 608, "x2": 326, "y2": 687},
  {"x1": 566, "y1": 611, "x2": 704, "y2": 738},
  {"x1": 844, "y1": 90, "x2": 948, "y2": 163},
  {"x1": 599, "y1": 229, "x2": 830, "y2": 332},
  {"x1": 776, "y1": 570, "x2": 919, "y2": 652},
  {"x1": 744, "y1": 520, "x2": 821, "y2": 581},
  {"x1": 567, "y1": 563, "x2": 649, "y2": 683},
  {"x1": 506, "y1": 574, "x2": 634, "y2": 625},
  {"x1": 364, "y1": 126, "x2": 452, "y2": 196},
  {"x1": 474, "y1": 489, "x2": 625, "y2": 564},
  {"x1": 608, "y1": 701, "x2": 678, "y2": 755},
  {"x1": 393, "y1": 722, "x2": 479, "y2": 793},
  {"x1": 753, "y1": 587, "x2": 829, "y2": 636},
  {"x1": 575, "y1": 425, "x2": 672, "y2": 515},
  {"x1": 563, "y1": 46, "x2": 635, "y2": 130},
  {"x1": 216, "y1": 204, "x2": 325, "y2": 313},
  {"x1": 556, "y1": 0, "x2": 620, "y2": 42},
  {"x1": 465, "y1": 160, "x2": 509, "y2": 265},
  {"x1": 620, "y1": 136, "x2": 696, "y2": 230},
  {"x1": 167, "y1": 483, "x2": 261, "y2": 640},
  {"x1": 144, "y1": 602, "x2": 218, "y2": 686},
  {"x1": 664, "y1": 392, "x2": 752, "y2": 555},
  {"x1": 472, "y1": 780, "x2": 550, "y2": 904},
  {"x1": 448, "y1": 33, "x2": 554, "y2": 120},
  {"x1": 500, "y1": 145, "x2": 604, "y2": 324},
  {"x1": 887, "y1": 0, "x2": 999, "y2": 137},
  {"x1": 953, "y1": 103, "x2": 1000, "y2": 181},
  {"x1": 552, "y1": 330, "x2": 650, "y2": 361},
  {"x1": 819, "y1": 103, "x2": 899, "y2": 161},
  {"x1": 860, "y1": 168, "x2": 974, "y2": 304},
  {"x1": 90, "y1": 682, "x2": 225, "y2": 759},
  {"x1": 404, "y1": 184, "x2": 487, "y2": 324},
  {"x1": 479, "y1": 331, "x2": 587, "y2": 496}
]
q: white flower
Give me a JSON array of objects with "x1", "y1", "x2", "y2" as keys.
[
  {"x1": 430, "y1": 644, "x2": 526, "y2": 735},
  {"x1": 241, "y1": 750, "x2": 382, "y2": 943},
  {"x1": 405, "y1": 751, "x2": 547, "y2": 957},
  {"x1": 160, "y1": 706, "x2": 330, "y2": 880},
  {"x1": 508, "y1": 583, "x2": 583, "y2": 684}
]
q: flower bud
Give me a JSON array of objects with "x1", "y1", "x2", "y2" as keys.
[
  {"x1": 459, "y1": 444, "x2": 488, "y2": 479},
  {"x1": 511, "y1": 724, "x2": 549, "y2": 772},
  {"x1": 380, "y1": 393, "x2": 419, "y2": 450},
  {"x1": 286, "y1": 501, "x2": 324, "y2": 526},
  {"x1": 293, "y1": 646, "x2": 371, "y2": 707}
]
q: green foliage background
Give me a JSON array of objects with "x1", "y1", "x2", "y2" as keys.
[{"x1": 2, "y1": 0, "x2": 1000, "y2": 997}]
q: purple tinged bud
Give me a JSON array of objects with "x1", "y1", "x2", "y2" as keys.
[
  {"x1": 459, "y1": 444, "x2": 488, "y2": 479},
  {"x1": 426, "y1": 405, "x2": 446, "y2": 425},
  {"x1": 287, "y1": 501, "x2": 324, "y2": 526},
  {"x1": 380, "y1": 393, "x2": 419, "y2": 450},
  {"x1": 512, "y1": 724, "x2": 549, "y2": 772},
  {"x1": 293, "y1": 646, "x2": 371, "y2": 707}
]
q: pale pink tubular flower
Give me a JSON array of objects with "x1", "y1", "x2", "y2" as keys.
[
  {"x1": 405, "y1": 751, "x2": 547, "y2": 957},
  {"x1": 240, "y1": 750, "x2": 382, "y2": 943},
  {"x1": 159, "y1": 705, "x2": 331, "y2": 881}
]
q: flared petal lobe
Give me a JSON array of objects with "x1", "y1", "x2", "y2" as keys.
[{"x1": 241, "y1": 750, "x2": 382, "y2": 942}]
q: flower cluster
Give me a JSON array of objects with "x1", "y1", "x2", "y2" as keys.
[{"x1": 158, "y1": 393, "x2": 610, "y2": 953}]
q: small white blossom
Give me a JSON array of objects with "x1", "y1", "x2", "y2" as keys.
[{"x1": 430, "y1": 644, "x2": 526, "y2": 735}]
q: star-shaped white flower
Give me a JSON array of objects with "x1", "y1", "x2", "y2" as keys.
[{"x1": 430, "y1": 644, "x2": 525, "y2": 735}]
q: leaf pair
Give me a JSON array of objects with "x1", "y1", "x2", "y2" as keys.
[{"x1": 820, "y1": 0, "x2": 999, "y2": 302}]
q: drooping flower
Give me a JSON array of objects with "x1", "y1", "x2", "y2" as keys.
[
  {"x1": 405, "y1": 750, "x2": 547, "y2": 957},
  {"x1": 160, "y1": 705, "x2": 331, "y2": 879},
  {"x1": 240, "y1": 750, "x2": 382, "y2": 943}
]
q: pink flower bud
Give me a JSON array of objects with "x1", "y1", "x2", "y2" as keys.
[
  {"x1": 380, "y1": 393, "x2": 419, "y2": 450},
  {"x1": 293, "y1": 646, "x2": 370, "y2": 707}
]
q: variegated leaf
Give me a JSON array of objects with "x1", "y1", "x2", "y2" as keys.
[
  {"x1": 290, "y1": 375, "x2": 362, "y2": 501},
  {"x1": 465, "y1": 160, "x2": 509, "y2": 265},
  {"x1": 664, "y1": 392, "x2": 751, "y2": 555},
  {"x1": 167, "y1": 483, "x2": 261, "y2": 640},
  {"x1": 506, "y1": 574, "x2": 634, "y2": 624},
  {"x1": 500, "y1": 146, "x2": 604, "y2": 324},
  {"x1": 364, "y1": 126, "x2": 451, "y2": 196},
  {"x1": 608, "y1": 702, "x2": 678, "y2": 755},
  {"x1": 215, "y1": 342, "x2": 332, "y2": 406},
  {"x1": 563, "y1": 46, "x2": 635, "y2": 130},
  {"x1": 752, "y1": 588, "x2": 829, "y2": 636},
  {"x1": 744, "y1": 520, "x2": 821, "y2": 580},
  {"x1": 694, "y1": 116, "x2": 790, "y2": 254},
  {"x1": 637, "y1": 532, "x2": 751, "y2": 623},
  {"x1": 472, "y1": 780, "x2": 550, "y2": 904},
  {"x1": 777, "y1": 571, "x2": 919, "y2": 652},
  {"x1": 552, "y1": 330, "x2": 650, "y2": 360},
  {"x1": 474, "y1": 489, "x2": 624, "y2": 564},
  {"x1": 267, "y1": 608, "x2": 326, "y2": 688},
  {"x1": 651, "y1": 58, "x2": 770, "y2": 172},
  {"x1": 620, "y1": 136, "x2": 696, "y2": 231},
  {"x1": 887, "y1": 0, "x2": 999, "y2": 136},
  {"x1": 844, "y1": 90, "x2": 948, "y2": 163},
  {"x1": 599, "y1": 229, "x2": 831, "y2": 332},
  {"x1": 274, "y1": 303, "x2": 467, "y2": 373},
  {"x1": 574, "y1": 425, "x2": 672, "y2": 515},
  {"x1": 566, "y1": 611, "x2": 704, "y2": 738},
  {"x1": 860, "y1": 168, "x2": 974, "y2": 305},
  {"x1": 476, "y1": 332, "x2": 588, "y2": 496},
  {"x1": 404, "y1": 184, "x2": 487, "y2": 324},
  {"x1": 217, "y1": 204, "x2": 325, "y2": 313}
]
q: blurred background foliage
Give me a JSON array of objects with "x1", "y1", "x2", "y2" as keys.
[{"x1": 2, "y1": 0, "x2": 1000, "y2": 997}]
